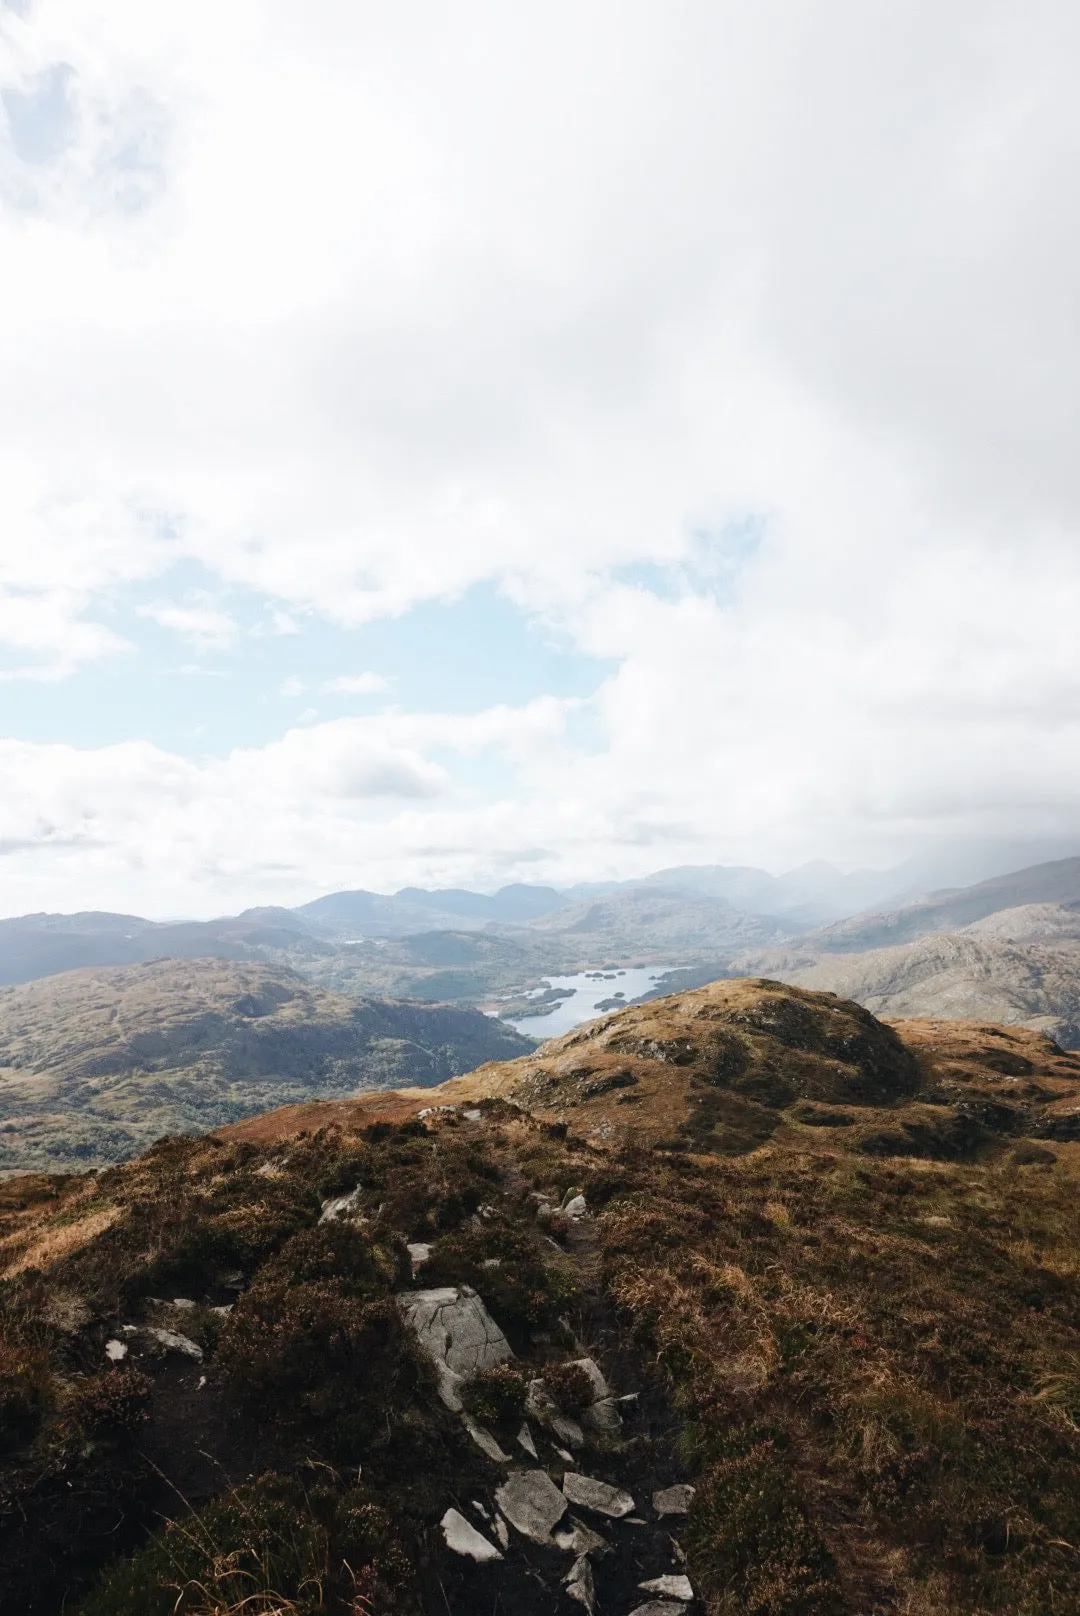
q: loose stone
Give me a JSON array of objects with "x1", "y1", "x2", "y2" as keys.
[
  {"x1": 494, "y1": 1469, "x2": 568, "y2": 1542},
  {"x1": 562, "y1": 1472, "x2": 635, "y2": 1518},
  {"x1": 652, "y1": 1484, "x2": 696, "y2": 1517},
  {"x1": 440, "y1": 1508, "x2": 503, "y2": 1562},
  {"x1": 640, "y1": 1574, "x2": 694, "y2": 1600}
]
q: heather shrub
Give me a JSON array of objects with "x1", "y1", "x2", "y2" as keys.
[
  {"x1": 64, "y1": 1368, "x2": 151, "y2": 1439},
  {"x1": 541, "y1": 1360, "x2": 594, "y2": 1416},
  {"x1": 0, "y1": 1342, "x2": 52, "y2": 1450},
  {"x1": 462, "y1": 1363, "x2": 527, "y2": 1426},
  {"x1": 217, "y1": 1281, "x2": 420, "y2": 1456}
]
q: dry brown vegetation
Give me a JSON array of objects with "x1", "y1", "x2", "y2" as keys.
[{"x1": 3, "y1": 979, "x2": 1080, "y2": 1613}]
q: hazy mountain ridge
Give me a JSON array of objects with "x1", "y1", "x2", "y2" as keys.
[
  {"x1": 730, "y1": 860, "x2": 1080, "y2": 1046},
  {"x1": 0, "y1": 959, "x2": 533, "y2": 1172}
]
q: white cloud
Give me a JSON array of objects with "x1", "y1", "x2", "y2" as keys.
[
  {"x1": 138, "y1": 596, "x2": 238, "y2": 651},
  {"x1": 0, "y1": 3, "x2": 1079, "y2": 905},
  {"x1": 323, "y1": 672, "x2": 388, "y2": 695}
]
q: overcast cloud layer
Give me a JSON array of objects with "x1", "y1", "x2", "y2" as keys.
[{"x1": 1, "y1": 1, "x2": 1079, "y2": 915}]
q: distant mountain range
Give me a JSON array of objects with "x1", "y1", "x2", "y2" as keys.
[{"x1": 4, "y1": 851, "x2": 1080, "y2": 1047}]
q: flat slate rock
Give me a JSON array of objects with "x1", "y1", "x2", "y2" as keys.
[
  {"x1": 652, "y1": 1483, "x2": 696, "y2": 1516},
  {"x1": 494, "y1": 1469, "x2": 568, "y2": 1542},
  {"x1": 640, "y1": 1575, "x2": 695, "y2": 1599},
  {"x1": 628, "y1": 1605, "x2": 689, "y2": 1616},
  {"x1": 562, "y1": 1472, "x2": 635, "y2": 1518},
  {"x1": 440, "y1": 1508, "x2": 503, "y2": 1562}
]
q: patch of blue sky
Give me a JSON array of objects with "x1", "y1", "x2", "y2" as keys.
[
  {"x1": 1, "y1": 62, "x2": 75, "y2": 164},
  {"x1": 616, "y1": 517, "x2": 765, "y2": 604},
  {"x1": 0, "y1": 572, "x2": 618, "y2": 759}
]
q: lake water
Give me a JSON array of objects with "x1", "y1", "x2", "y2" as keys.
[{"x1": 500, "y1": 966, "x2": 666, "y2": 1040}]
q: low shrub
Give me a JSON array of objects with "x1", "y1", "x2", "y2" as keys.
[
  {"x1": 217, "y1": 1281, "x2": 421, "y2": 1457},
  {"x1": 0, "y1": 1341, "x2": 52, "y2": 1450},
  {"x1": 541, "y1": 1360, "x2": 594, "y2": 1416},
  {"x1": 64, "y1": 1368, "x2": 152, "y2": 1439},
  {"x1": 462, "y1": 1363, "x2": 527, "y2": 1427},
  {"x1": 77, "y1": 1470, "x2": 414, "y2": 1616}
]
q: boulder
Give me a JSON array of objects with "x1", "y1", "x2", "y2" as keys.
[
  {"x1": 562, "y1": 1472, "x2": 635, "y2": 1518},
  {"x1": 494, "y1": 1469, "x2": 568, "y2": 1542},
  {"x1": 628, "y1": 1605, "x2": 688, "y2": 1616},
  {"x1": 440, "y1": 1508, "x2": 503, "y2": 1562},
  {"x1": 397, "y1": 1286, "x2": 512, "y2": 1411}
]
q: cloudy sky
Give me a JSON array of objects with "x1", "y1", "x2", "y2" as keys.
[{"x1": 1, "y1": 1, "x2": 1078, "y2": 916}]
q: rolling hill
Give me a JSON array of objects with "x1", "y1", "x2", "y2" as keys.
[{"x1": 0, "y1": 959, "x2": 533, "y2": 1172}]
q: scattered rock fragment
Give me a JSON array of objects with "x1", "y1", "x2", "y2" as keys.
[
  {"x1": 464, "y1": 1416, "x2": 512, "y2": 1463},
  {"x1": 563, "y1": 1194, "x2": 589, "y2": 1221},
  {"x1": 517, "y1": 1421, "x2": 539, "y2": 1459},
  {"x1": 640, "y1": 1575, "x2": 694, "y2": 1600},
  {"x1": 566, "y1": 1553, "x2": 596, "y2": 1613},
  {"x1": 562, "y1": 1472, "x2": 635, "y2": 1518},
  {"x1": 554, "y1": 1517, "x2": 609, "y2": 1556},
  {"x1": 493, "y1": 1513, "x2": 509, "y2": 1549},
  {"x1": 494, "y1": 1469, "x2": 568, "y2": 1542},
  {"x1": 628, "y1": 1604, "x2": 688, "y2": 1616},
  {"x1": 440, "y1": 1508, "x2": 503, "y2": 1562},
  {"x1": 319, "y1": 1186, "x2": 362, "y2": 1223},
  {"x1": 652, "y1": 1484, "x2": 696, "y2": 1517},
  {"x1": 406, "y1": 1241, "x2": 432, "y2": 1274},
  {"x1": 132, "y1": 1327, "x2": 204, "y2": 1361},
  {"x1": 103, "y1": 1339, "x2": 127, "y2": 1362}
]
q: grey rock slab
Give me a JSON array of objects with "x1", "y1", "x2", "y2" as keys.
[
  {"x1": 440, "y1": 1508, "x2": 503, "y2": 1562},
  {"x1": 552, "y1": 1414, "x2": 585, "y2": 1449},
  {"x1": 627, "y1": 1605, "x2": 688, "y2": 1616},
  {"x1": 464, "y1": 1417, "x2": 511, "y2": 1463},
  {"x1": 652, "y1": 1484, "x2": 696, "y2": 1517},
  {"x1": 563, "y1": 1194, "x2": 589, "y2": 1221},
  {"x1": 493, "y1": 1513, "x2": 509, "y2": 1549},
  {"x1": 517, "y1": 1421, "x2": 539, "y2": 1459},
  {"x1": 581, "y1": 1396, "x2": 622, "y2": 1434},
  {"x1": 494, "y1": 1469, "x2": 568, "y2": 1542},
  {"x1": 398, "y1": 1286, "x2": 513, "y2": 1381},
  {"x1": 640, "y1": 1575, "x2": 694, "y2": 1600},
  {"x1": 562, "y1": 1472, "x2": 635, "y2": 1518}
]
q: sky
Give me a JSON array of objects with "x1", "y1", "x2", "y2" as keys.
[{"x1": 1, "y1": 1, "x2": 1079, "y2": 916}]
